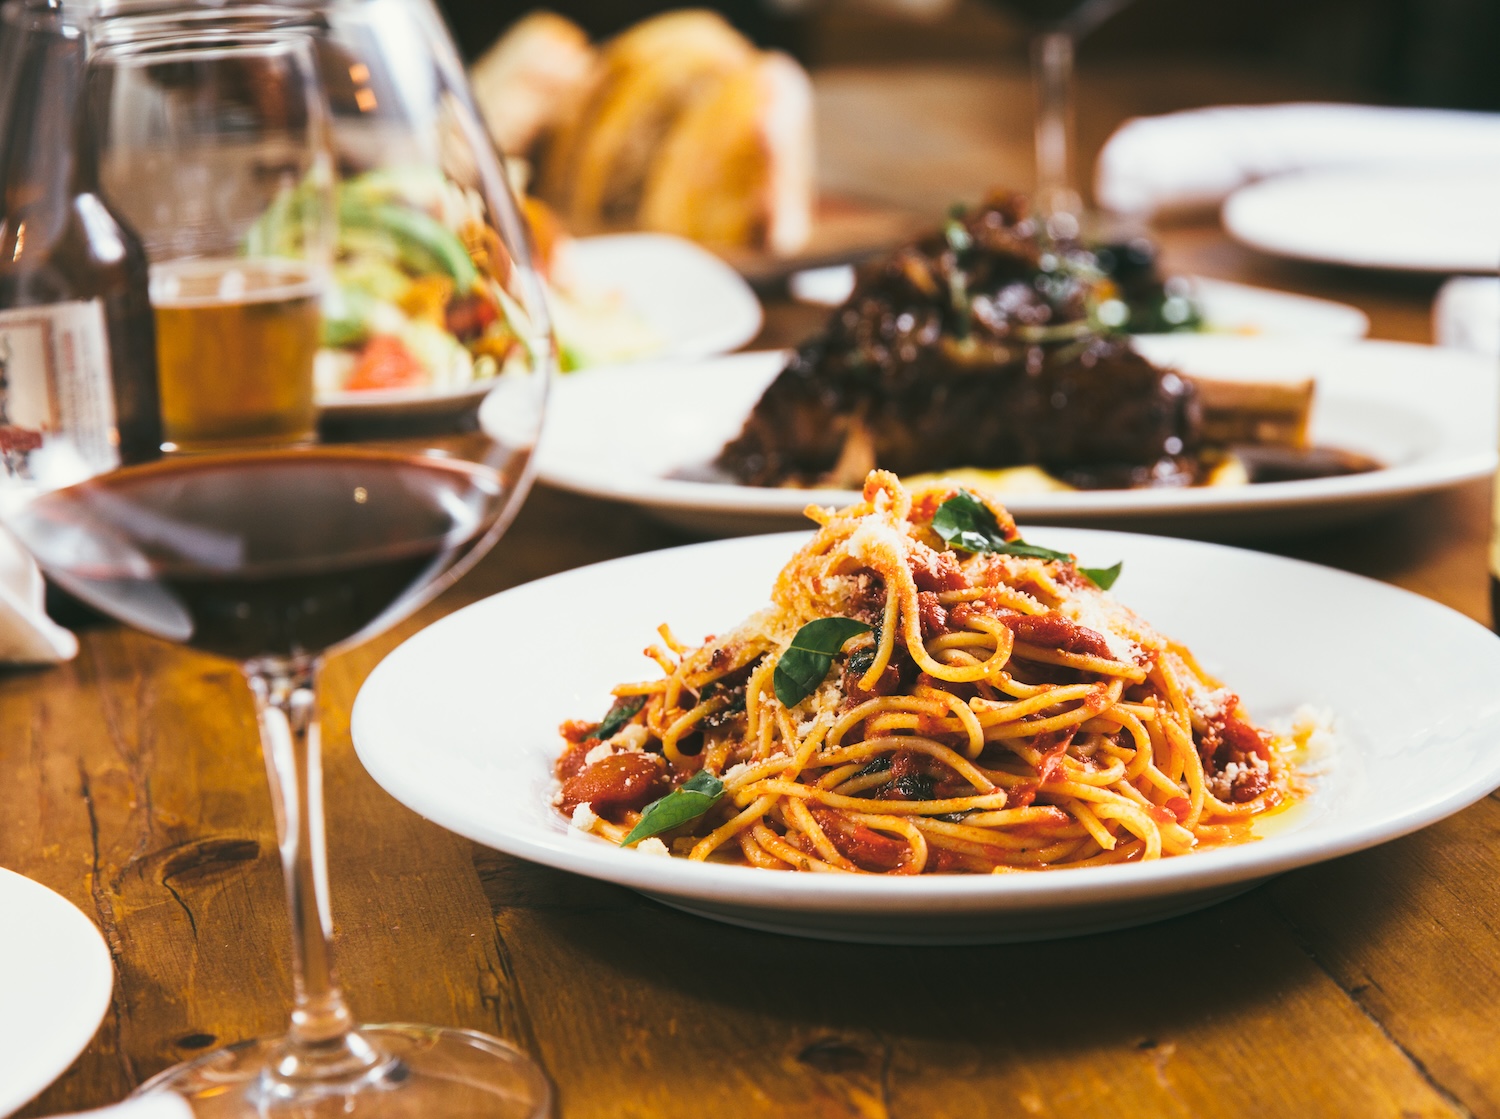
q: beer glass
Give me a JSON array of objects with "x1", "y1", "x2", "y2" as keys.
[{"x1": 90, "y1": 30, "x2": 335, "y2": 450}]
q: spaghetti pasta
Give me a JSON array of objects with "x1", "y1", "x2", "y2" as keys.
[{"x1": 553, "y1": 470, "x2": 1302, "y2": 873}]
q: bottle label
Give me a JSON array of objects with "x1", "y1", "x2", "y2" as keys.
[{"x1": 0, "y1": 299, "x2": 121, "y2": 494}]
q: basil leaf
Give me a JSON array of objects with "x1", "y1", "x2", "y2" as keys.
[
  {"x1": 595, "y1": 695, "x2": 645, "y2": 741},
  {"x1": 932, "y1": 490, "x2": 1071, "y2": 561},
  {"x1": 932, "y1": 489, "x2": 1006, "y2": 553},
  {"x1": 846, "y1": 644, "x2": 877, "y2": 678},
  {"x1": 1079, "y1": 562, "x2": 1123, "y2": 590},
  {"x1": 621, "y1": 770, "x2": 725, "y2": 847},
  {"x1": 996, "y1": 539, "x2": 1073, "y2": 563},
  {"x1": 932, "y1": 489, "x2": 1118, "y2": 586},
  {"x1": 773, "y1": 617, "x2": 873, "y2": 708}
]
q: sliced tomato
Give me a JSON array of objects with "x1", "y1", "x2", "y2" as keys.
[{"x1": 345, "y1": 335, "x2": 428, "y2": 391}]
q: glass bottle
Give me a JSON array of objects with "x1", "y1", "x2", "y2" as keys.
[{"x1": 0, "y1": 0, "x2": 162, "y2": 503}]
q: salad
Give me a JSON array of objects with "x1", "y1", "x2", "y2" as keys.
[
  {"x1": 315, "y1": 167, "x2": 527, "y2": 397},
  {"x1": 251, "y1": 165, "x2": 659, "y2": 402}
]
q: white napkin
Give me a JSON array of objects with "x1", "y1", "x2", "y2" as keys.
[
  {"x1": 1433, "y1": 276, "x2": 1500, "y2": 358},
  {"x1": 0, "y1": 527, "x2": 76, "y2": 664},
  {"x1": 1095, "y1": 103, "x2": 1500, "y2": 217},
  {"x1": 33, "y1": 1095, "x2": 195, "y2": 1119}
]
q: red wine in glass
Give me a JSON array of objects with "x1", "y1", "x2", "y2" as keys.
[{"x1": 9, "y1": 449, "x2": 512, "y2": 662}]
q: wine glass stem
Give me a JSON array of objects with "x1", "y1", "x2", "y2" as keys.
[
  {"x1": 249, "y1": 660, "x2": 387, "y2": 1090},
  {"x1": 1031, "y1": 28, "x2": 1082, "y2": 221}
]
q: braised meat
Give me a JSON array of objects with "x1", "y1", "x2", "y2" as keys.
[{"x1": 717, "y1": 194, "x2": 1202, "y2": 490}]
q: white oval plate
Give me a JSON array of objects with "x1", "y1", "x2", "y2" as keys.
[
  {"x1": 1188, "y1": 277, "x2": 1367, "y2": 339},
  {"x1": 318, "y1": 232, "x2": 762, "y2": 417},
  {"x1": 559, "y1": 233, "x2": 764, "y2": 361},
  {"x1": 535, "y1": 335, "x2": 1497, "y2": 537},
  {"x1": 1223, "y1": 168, "x2": 1500, "y2": 273},
  {"x1": 352, "y1": 530, "x2": 1500, "y2": 944},
  {"x1": 0, "y1": 868, "x2": 113, "y2": 1117}
]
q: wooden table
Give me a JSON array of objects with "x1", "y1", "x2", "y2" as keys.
[{"x1": 7, "y1": 62, "x2": 1498, "y2": 1119}]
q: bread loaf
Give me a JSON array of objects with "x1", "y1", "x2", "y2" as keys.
[
  {"x1": 638, "y1": 50, "x2": 813, "y2": 254},
  {"x1": 473, "y1": 9, "x2": 814, "y2": 255},
  {"x1": 470, "y1": 11, "x2": 595, "y2": 157}
]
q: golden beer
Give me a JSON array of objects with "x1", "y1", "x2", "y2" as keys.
[{"x1": 151, "y1": 258, "x2": 321, "y2": 451}]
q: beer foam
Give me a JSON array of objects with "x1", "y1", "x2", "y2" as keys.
[{"x1": 149, "y1": 257, "x2": 322, "y2": 307}]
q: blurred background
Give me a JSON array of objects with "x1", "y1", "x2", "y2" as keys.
[{"x1": 439, "y1": 0, "x2": 1500, "y2": 111}]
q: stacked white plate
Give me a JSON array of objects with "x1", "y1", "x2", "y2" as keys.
[{"x1": 1224, "y1": 167, "x2": 1500, "y2": 273}]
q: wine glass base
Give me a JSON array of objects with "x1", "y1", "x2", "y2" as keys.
[{"x1": 134, "y1": 1023, "x2": 552, "y2": 1118}]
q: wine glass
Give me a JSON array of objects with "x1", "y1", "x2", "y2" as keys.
[
  {"x1": 992, "y1": 0, "x2": 1134, "y2": 233},
  {"x1": 5, "y1": 14, "x2": 553, "y2": 1117}
]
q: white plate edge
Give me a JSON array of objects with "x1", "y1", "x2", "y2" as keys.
[{"x1": 351, "y1": 528, "x2": 1500, "y2": 917}]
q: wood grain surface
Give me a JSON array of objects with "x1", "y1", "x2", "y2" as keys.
[{"x1": 5, "y1": 59, "x2": 1497, "y2": 1119}]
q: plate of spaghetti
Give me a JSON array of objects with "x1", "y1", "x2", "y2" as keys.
[{"x1": 352, "y1": 473, "x2": 1500, "y2": 943}]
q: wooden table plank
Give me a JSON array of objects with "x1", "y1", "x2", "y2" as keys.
[
  {"x1": 475, "y1": 853, "x2": 1464, "y2": 1119},
  {"x1": 1268, "y1": 801, "x2": 1500, "y2": 1118}
]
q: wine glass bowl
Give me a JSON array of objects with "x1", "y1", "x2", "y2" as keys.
[
  {"x1": 8, "y1": 444, "x2": 518, "y2": 660},
  {"x1": 3, "y1": 5, "x2": 553, "y2": 1114}
]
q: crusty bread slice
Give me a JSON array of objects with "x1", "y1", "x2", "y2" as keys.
[
  {"x1": 638, "y1": 51, "x2": 813, "y2": 255},
  {"x1": 538, "y1": 10, "x2": 753, "y2": 231},
  {"x1": 470, "y1": 11, "x2": 595, "y2": 157}
]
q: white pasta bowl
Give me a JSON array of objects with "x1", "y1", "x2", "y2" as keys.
[{"x1": 351, "y1": 530, "x2": 1500, "y2": 944}]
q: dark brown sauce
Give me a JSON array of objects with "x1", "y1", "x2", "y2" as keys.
[{"x1": 1231, "y1": 445, "x2": 1383, "y2": 484}]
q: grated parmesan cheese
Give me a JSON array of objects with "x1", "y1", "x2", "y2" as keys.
[
  {"x1": 1287, "y1": 705, "x2": 1336, "y2": 752},
  {"x1": 1207, "y1": 754, "x2": 1269, "y2": 801},
  {"x1": 636, "y1": 837, "x2": 671, "y2": 856},
  {"x1": 570, "y1": 802, "x2": 600, "y2": 832},
  {"x1": 583, "y1": 743, "x2": 615, "y2": 766},
  {"x1": 844, "y1": 518, "x2": 910, "y2": 567},
  {"x1": 817, "y1": 573, "x2": 860, "y2": 610},
  {"x1": 1059, "y1": 592, "x2": 1142, "y2": 664},
  {"x1": 613, "y1": 724, "x2": 649, "y2": 752},
  {"x1": 1187, "y1": 686, "x2": 1232, "y2": 722}
]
